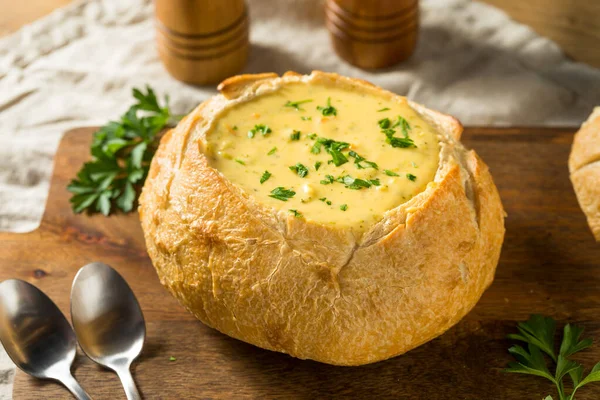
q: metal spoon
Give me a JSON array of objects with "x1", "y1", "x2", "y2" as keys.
[
  {"x1": 0, "y1": 279, "x2": 92, "y2": 399},
  {"x1": 71, "y1": 262, "x2": 145, "y2": 400}
]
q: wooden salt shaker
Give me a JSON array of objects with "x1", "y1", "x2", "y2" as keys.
[
  {"x1": 325, "y1": 0, "x2": 419, "y2": 69},
  {"x1": 155, "y1": 0, "x2": 249, "y2": 85}
]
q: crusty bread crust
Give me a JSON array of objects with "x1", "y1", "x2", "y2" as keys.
[
  {"x1": 569, "y1": 107, "x2": 600, "y2": 241},
  {"x1": 139, "y1": 71, "x2": 506, "y2": 365}
]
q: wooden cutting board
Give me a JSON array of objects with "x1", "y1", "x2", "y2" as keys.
[{"x1": 4, "y1": 127, "x2": 600, "y2": 399}]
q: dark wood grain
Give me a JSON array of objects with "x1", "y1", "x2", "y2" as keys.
[{"x1": 5, "y1": 127, "x2": 600, "y2": 399}]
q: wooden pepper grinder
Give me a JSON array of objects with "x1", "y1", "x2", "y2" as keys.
[
  {"x1": 325, "y1": 0, "x2": 419, "y2": 69},
  {"x1": 155, "y1": 0, "x2": 249, "y2": 85}
]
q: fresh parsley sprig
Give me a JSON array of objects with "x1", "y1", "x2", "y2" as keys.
[
  {"x1": 67, "y1": 86, "x2": 179, "y2": 215},
  {"x1": 506, "y1": 315, "x2": 600, "y2": 400},
  {"x1": 317, "y1": 97, "x2": 337, "y2": 117}
]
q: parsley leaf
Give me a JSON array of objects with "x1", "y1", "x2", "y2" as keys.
[
  {"x1": 301, "y1": 116, "x2": 312, "y2": 121},
  {"x1": 289, "y1": 163, "x2": 309, "y2": 178},
  {"x1": 267, "y1": 147, "x2": 278, "y2": 155},
  {"x1": 285, "y1": 99, "x2": 313, "y2": 111},
  {"x1": 235, "y1": 159, "x2": 246, "y2": 165},
  {"x1": 311, "y1": 137, "x2": 349, "y2": 166},
  {"x1": 338, "y1": 175, "x2": 372, "y2": 190},
  {"x1": 377, "y1": 107, "x2": 390, "y2": 112},
  {"x1": 317, "y1": 97, "x2": 337, "y2": 116},
  {"x1": 378, "y1": 118, "x2": 391, "y2": 129},
  {"x1": 248, "y1": 124, "x2": 272, "y2": 138},
  {"x1": 506, "y1": 315, "x2": 600, "y2": 400},
  {"x1": 389, "y1": 137, "x2": 417, "y2": 148},
  {"x1": 319, "y1": 197, "x2": 332, "y2": 205},
  {"x1": 320, "y1": 175, "x2": 335, "y2": 185},
  {"x1": 315, "y1": 161, "x2": 322, "y2": 171},
  {"x1": 340, "y1": 204, "x2": 348, "y2": 211},
  {"x1": 349, "y1": 150, "x2": 378, "y2": 170},
  {"x1": 393, "y1": 116, "x2": 411, "y2": 137},
  {"x1": 407, "y1": 173, "x2": 417, "y2": 181},
  {"x1": 269, "y1": 187, "x2": 296, "y2": 201},
  {"x1": 68, "y1": 86, "x2": 178, "y2": 215},
  {"x1": 260, "y1": 171, "x2": 272, "y2": 184},
  {"x1": 290, "y1": 130, "x2": 301, "y2": 141},
  {"x1": 379, "y1": 116, "x2": 417, "y2": 149},
  {"x1": 289, "y1": 209, "x2": 303, "y2": 217},
  {"x1": 384, "y1": 169, "x2": 399, "y2": 176}
]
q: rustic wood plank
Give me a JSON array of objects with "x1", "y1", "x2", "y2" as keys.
[
  {"x1": 0, "y1": 0, "x2": 74, "y2": 37},
  {"x1": 6, "y1": 126, "x2": 600, "y2": 399}
]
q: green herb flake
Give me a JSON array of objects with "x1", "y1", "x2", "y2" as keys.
[
  {"x1": 339, "y1": 175, "x2": 372, "y2": 190},
  {"x1": 406, "y1": 173, "x2": 417, "y2": 181},
  {"x1": 232, "y1": 125, "x2": 238, "y2": 130},
  {"x1": 412, "y1": 161, "x2": 418, "y2": 168},
  {"x1": 378, "y1": 118, "x2": 391, "y2": 129},
  {"x1": 235, "y1": 159, "x2": 246, "y2": 165},
  {"x1": 320, "y1": 175, "x2": 335, "y2": 185},
  {"x1": 388, "y1": 136, "x2": 416, "y2": 148},
  {"x1": 308, "y1": 133, "x2": 317, "y2": 140},
  {"x1": 340, "y1": 204, "x2": 348, "y2": 211},
  {"x1": 384, "y1": 169, "x2": 399, "y2": 176},
  {"x1": 290, "y1": 130, "x2": 301, "y2": 141},
  {"x1": 289, "y1": 209, "x2": 303, "y2": 218},
  {"x1": 319, "y1": 197, "x2": 332, "y2": 205},
  {"x1": 285, "y1": 99, "x2": 313, "y2": 111},
  {"x1": 393, "y1": 116, "x2": 411, "y2": 137},
  {"x1": 301, "y1": 116, "x2": 312, "y2": 121},
  {"x1": 317, "y1": 97, "x2": 337, "y2": 117},
  {"x1": 348, "y1": 150, "x2": 378, "y2": 170},
  {"x1": 289, "y1": 163, "x2": 309, "y2": 178},
  {"x1": 315, "y1": 161, "x2": 322, "y2": 171},
  {"x1": 269, "y1": 187, "x2": 296, "y2": 201},
  {"x1": 169, "y1": 356, "x2": 177, "y2": 362},
  {"x1": 248, "y1": 124, "x2": 272, "y2": 138},
  {"x1": 267, "y1": 147, "x2": 278, "y2": 155},
  {"x1": 369, "y1": 178, "x2": 381, "y2": 186},
  {"x1": 260, "y1": 170, "x2": 272, "y2": 184},
  {"x1": 377, "y1": 108, "x2": 390, "y2": 112}
]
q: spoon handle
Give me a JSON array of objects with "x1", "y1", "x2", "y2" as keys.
[
  {"x1": 61, "y1": 373, "x2": 92, "y2": 400},
  {"x1": 116, "y1": 366, "x2": 141, "y2": 400}
]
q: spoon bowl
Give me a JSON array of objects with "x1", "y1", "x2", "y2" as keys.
[
  {"x1": 71, "y1": 262, "x2": 145, "y2": 400},
  {"x1": 0, "y1": 279, "x2": 91, "y2": 399}
]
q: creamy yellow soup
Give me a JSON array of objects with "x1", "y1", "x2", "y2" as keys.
[{"x1": 205, "y1": 82, "x2": 440, "y2": 232}]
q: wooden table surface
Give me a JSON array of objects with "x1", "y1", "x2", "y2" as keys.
[{"x1": 1, "y1": 0, "x2": 599, "y2": 68}]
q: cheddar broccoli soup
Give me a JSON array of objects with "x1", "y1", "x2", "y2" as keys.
[{"x1": 205, "y1": 82, "x2": 440, "y2": 232}]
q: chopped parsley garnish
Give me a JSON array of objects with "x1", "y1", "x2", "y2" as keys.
[
  {"x1": 348, "y1": 151, "x2": 378, "y2": 170},
  {"x1": 315, "y1": 161, "x2": 322, "y2": 171},
  {"x1": 393, "y1": 116, "x2": 411, "y2": 137},
  {"x1": 378, "y1": 118, "x2": 391, "y2": 129},
  {"x1": 340, "y1": 204, "x2": 348, "y2": 211},
  {"x1": 284, "y1": 99, "x2": 313, "y2": 111},
  {"x1": 377, "y1": 108, "x2": 390, "y2": 112},
  {"x1": 248, "y1": 124, "x2": 272, "y2": 138},
  {"x1": 289, "y1": 163, "x2": 309, "y2": 178},
  {"x1": 379, "y1": 116, "x2": 417, "y2": 149},
  {"x1": 369, "y1": 178, "x2": 381, "y2": 186},
  {"x1": 384, "y1": 169, "x2": 399, "y2": 176},
  {"x1": 289, "y1": 209, "x2": 303, "y2": 217},
  {"x1": 267, "y1": 147, "x2": 277, "y2": 155},
  {"x1": 260, "y1": 170, "x2": 272, "y2": 184},
  {"x1": 232, "y1": 125, "x2": 238, "y2": 130},
  {"x1": 308, "y1": 133, "x2": 317, "y2": 140},
  {"x1": 235, "y1": 159, "x2": 246, "y2": 165},
  {"x1": 338, "y1": 175, "x2": 373, "y2": 190},
  {"x1": 169, "y1": 356, "x2": 177, "y2": 361},
  {"x1": 301, "y1": 116, "x2": 312, "y2": 121},
  {"x1": 320, "y1": 175, "x2": 335, "y2": 185},
  {"x1": 407, "y1": 173, "x2": 417, "y2": 181},
  {"x1": 311, "y1": 137, "x2": 349, "y2": 166},
  {"x1": 388, "y1": 136, "x2": 417, "y2": 148},
  {"x1": 412, "y1": 161, "x2": 418, "y2": 168},
  {"x1": 290, "y1": 130, "x2": 301, "y2": 141},
  {"x1": 319, "y1": 197, "x2": 332, "y2": 205},
  {"x1": 269, "y1": 187, "x2": 296, "y2": 201},
  {"x1": 317, "y1": 97, "x2": 337, "y2": 117}
]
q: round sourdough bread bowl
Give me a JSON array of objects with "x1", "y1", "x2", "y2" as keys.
[{"x1": 139, "y1": 71, "x2": 505, "y2": 366}]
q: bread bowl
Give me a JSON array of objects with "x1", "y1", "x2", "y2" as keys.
[
  {"x1": 139, "y1": 71, "x2": 505, "y2": 366},
  {"x1": 569, "y1": 107, "x2": 600, "y2": 241}
]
